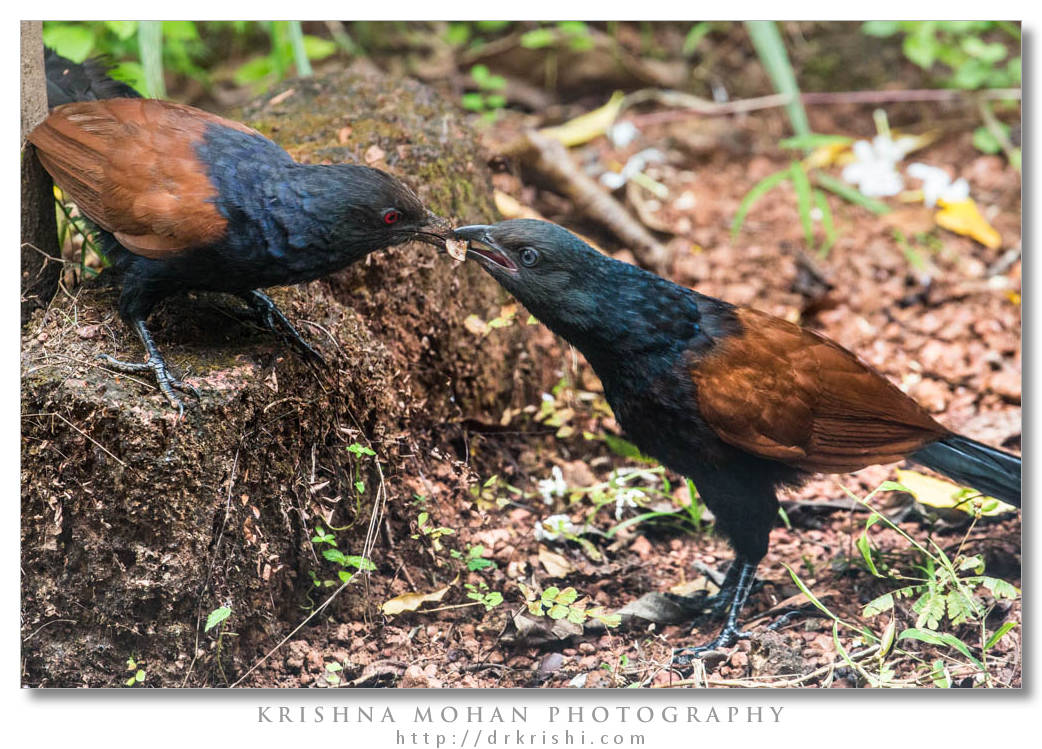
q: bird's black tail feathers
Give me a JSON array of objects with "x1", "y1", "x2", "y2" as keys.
[
  {"x1": 910, "y1": 435, "x2": 1021, "y2": 508},
  {"x1": 44, "y1": 47, "x2": 140, "y2": 108}
]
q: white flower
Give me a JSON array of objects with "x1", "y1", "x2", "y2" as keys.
[
  {"x1": 534, "y1": 513, "x2": 578, "y2": 542},
  {"x1": 614, "y1": 488, "x2": 645, "y2": 520},
  {"x1": 608, "y1": 120, "x2": 640, "y2": 148},
  {"x1": 600, "y1": 148, "x2": 665, "y2": 190},
  {"x1": 537, "y1": 465, "x2": 567, "y2": 505},
  {"x1": 906, "y1": 163, "x2": 971, "y2": 207},
  {"x1": 841, "y1": 134, "x2": 920, "y2": 197}
]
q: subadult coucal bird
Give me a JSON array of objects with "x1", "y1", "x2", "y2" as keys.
[
  {"x1": 454, "y1": 219, "x2": 1021, "y2": 660},
  {"x1": 28, "y1": 51, "x2": 450, "y2": 412}
]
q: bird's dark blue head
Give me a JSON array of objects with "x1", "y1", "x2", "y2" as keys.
[
  {"x1": 454, "y1": 219, "x2": 732, "y2": 375},
  {"x1": 310, "y1": 164, "x2": 451, "y2": 252},
  {"x1": 453, "y1": 220, "x2": 608, "y2": 332}
]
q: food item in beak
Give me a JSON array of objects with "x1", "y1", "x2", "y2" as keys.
[{"x1": 445, "y1": 237, "x2": 468, "y2": 262}]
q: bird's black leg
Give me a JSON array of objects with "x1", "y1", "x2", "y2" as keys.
[
  {"x1": 663, "y1": 560, "x2": 748, "y2": 618},
  {"x1": 672, "y1": 559, "x2": 759, "y2": 666},
  {"x1": 240, "y1": 290, "x2": 325, "y2": 367},
  {"x1": 98, "y1": 318, "x2": 199, "y2": 415}
]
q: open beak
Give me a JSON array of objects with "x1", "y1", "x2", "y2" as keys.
[
  {"x1": 452, "y1": 225, "x2": 519, "y2": 272},
  {"x1": 410, "y1": 211, "x2": 454, "y2": 248}
]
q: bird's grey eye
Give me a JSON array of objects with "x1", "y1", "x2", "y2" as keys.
[{"x1": 519, "y1": 247, "x2": 540, "y2": 267}]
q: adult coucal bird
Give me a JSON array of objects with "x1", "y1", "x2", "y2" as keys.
[
  {"x1": 28, "y1": 51, "x2": 450, "y2": 412},
  {"x1": 454, "y1": 219, "x2": 1021, "y2": 660}
]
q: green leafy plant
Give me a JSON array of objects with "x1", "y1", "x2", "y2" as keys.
[
  {"x1": 345, "y1": 442, "x2": 377, "y2": 496},
  {"x1": 124, "y1": 657, "x2": 146, "y2": 687},
  {"x1": 518, "y1": 583, "x2": 621, "y2": 628},
  {"x1": 323, "y1": 660, "x2": 344, "y2": 686},
  {"x1": 837, "y1": 480, "x2": 1018, "y2": 685},
  {"x1": 464, "y1": 580, "x2": 504, "y2": 611},
  {"x1": 444, "y1": 20, "x2": 513, "y2": 51},
  {"x1": 450, "y1": 544, "x2": 497, "y2": 572},
  {"x1": 778, "y1": 477, "x2": 1020, "y2": 687},
  {"x1": 461, "y1": 64, "x2": 507, "y2": 122},
  {"x1": 732, "y1": 159, "x2": 844, "y2": 256},
  {"x1": 732, "y1": 132, "x2": 901, "y2": 256},
  {"x1": 854, "y1": 482, "x2": 1018, "y2": 681},
  {"x1": 862, "y1": 21, "x2": 1019, "y2": 89},
  {"x1": 468, "y1": 474, "x2": 523, "y2": 512},
  {"x1": 309, "y1": 525, "x2": 376, "y2": 587},
  {"x1": 862, "y1": 21, "x2": 1021, "y2": 167},
  {"x1": 411, "y1": 511, "x2": 455, "y2": 554},
  {"x1": 233, "y1": 21, "x2": 336, "y2": 90},
  {"x1": 520, "y1": 21, "x2": 594, "y2": 52},
  {"x1": 203, "y1": 604, "x2": 236, "y2": 684},
  {"x1": 204, "y1": 605, "x2": 232, "y2": 633}
]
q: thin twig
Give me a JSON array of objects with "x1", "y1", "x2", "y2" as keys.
[
  {"x1": 654, "y1": 644, "x2": 881, "y2": 688},
  {"x1": 625, "y1": 87, "x2": 1021, "y2": 127},
  {"x1": 22, "y1": 412, "x2": 127, "y2": 468},
  {"x1": 22, "y1": 618, "x2": 77, "y2": 643}
]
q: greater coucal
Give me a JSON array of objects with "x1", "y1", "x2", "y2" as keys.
[
  {"x1": 28, "y1": 51, "x2": 450, "y2": 412},
  {"x1": 454, "y1": 219, "x2": 1021, "y2": 659}
]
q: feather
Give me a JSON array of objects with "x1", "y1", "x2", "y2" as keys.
[
  {"x1": 693, "y1": 308, "x2": 948, "y2": 472},
  {"x1": 27, "y1": 99, "x2": 260, "y2": 258}
]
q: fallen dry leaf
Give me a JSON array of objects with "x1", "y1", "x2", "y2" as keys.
[
  {"x1": 463, "y1": 315, "x2": 488, "y2": 336},
  {"x1": 382, "y1": 579, "x2": 454, "y2": 617},
  {"x1": 539, "y1": 91, "x2": 625, "y2": 148},
  {"x1": 935, "y1": 198, "x2": 1001, "y2": 249},
  {"x1": 538, "y1": 547, "x2": 575, "y2": 577},
  {"x1": 895, "y1": 468, "x2": 1016, "y2": 516}
]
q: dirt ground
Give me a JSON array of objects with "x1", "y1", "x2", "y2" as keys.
[{"x1": 233, "y1": 100, "x2": 1022, "y2": 689}]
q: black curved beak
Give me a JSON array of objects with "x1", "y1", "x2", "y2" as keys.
[
  {"x1": 452, "y1": 225, "x2": 519, "y2": 272},
  {"x1": 411, "y1": 211, "x2": 454, "y2": 248}
]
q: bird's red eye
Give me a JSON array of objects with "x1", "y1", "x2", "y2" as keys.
[{"x1": 383, "y1": 209, "x2": 401, "y2": 225}]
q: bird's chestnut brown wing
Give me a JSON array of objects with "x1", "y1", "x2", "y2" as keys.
[
  {"x1": 28, "y1": 99, "x2": 259, "y2": 258},
  {"x1": 691, "y1": 308, "x2": 948, "y2": 473}
]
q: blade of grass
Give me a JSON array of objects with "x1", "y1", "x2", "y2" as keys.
[
  {"x1": 814, "y1": 188, "x2": 837, "y2": 257},
  {"x1": 790, "y1": 161, "x2": 814, "y2": 248},
  {"x1": 983, "y1": 621, "x2": 1017, "y2": 652},
  {"x1": 813, "y1": 172, "x2": 892, "y2": 215},
  {"x1": 731, "y1": 168, "x2": 790, "y2": 240},
  {"x1": 606, "y1": 510, "x2": 687, "y2": 537},
  {"x1": 899, "y1": 627, "x2": 984, "y2": 670},
  {"x1": 783, "y1": 562, "x2": 877, "y2": 642},
  {"x1": 780, "y1": 134, "x2": 853, "y2": 150},
  {"x1": 744, "y1": 21, "x2": 810, "y2": 138},
  {"x1": 138, "y1": 21, "x2": 165, "y2": 98},
  {"x1": 287, "y1": 20, "x2": 313, "y2": 77}
]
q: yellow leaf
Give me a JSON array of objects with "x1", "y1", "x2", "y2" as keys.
[
  {"x1": 381, "y1": 579, "x2": 455, "y2": 617},
  {"x1": 802, "y1": 141, "x2": 851, "y2": 170},
  {"x1": 935, "y1": 198, "x2": 1001, "y2": 249},
  {"x1": 539, "y1": 91, "x2": 625, "y2": 148},
  {"x1": 494, "y1": 190, "x2": 543, "y2": 220},
  {"x1": 895, "y1": 469, "x2": 1017, "y2": 516}
]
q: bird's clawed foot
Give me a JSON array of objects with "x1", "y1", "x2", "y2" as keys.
[
  {"x1": 671, "y1": 623, "x2": 753, "y2": 668},
  {"x1": 98, "y1": 353, "x2": 199, "y2": 416},
  {"x1": 242, "y1": 290, "x2": 326, "y2": 368}
]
